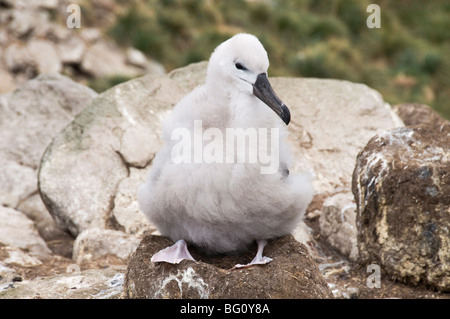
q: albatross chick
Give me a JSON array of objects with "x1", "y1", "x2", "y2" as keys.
[{"x1": 138, "y1": 33, "x2": 313, "y2": 268}]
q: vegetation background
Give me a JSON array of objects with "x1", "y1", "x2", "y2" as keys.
[{"x1": 79, "y1": 0, "x2": 450, "y2": 119}]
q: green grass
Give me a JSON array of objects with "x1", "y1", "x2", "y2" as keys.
[{"x1": 98, "y1": 0, "x2": 449, "y2": 119}]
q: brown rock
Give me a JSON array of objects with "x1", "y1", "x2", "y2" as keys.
[
  {"x1": 124, "y1": 235, "x2": 333, "y2": 299},
  {"x1": 392, "y1": 103, "x2": 448, "y2": 126},
  {"x1": 352, "y1": 124, "x2": 450, "y2": 292}
]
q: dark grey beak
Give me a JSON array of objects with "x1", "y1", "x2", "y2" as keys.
[{"x1": 253, "y1": 73, "x2": 290, "y2": 125}]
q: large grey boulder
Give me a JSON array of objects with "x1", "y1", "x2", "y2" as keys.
[
  {"x1": 273, "y1": 77, "x2": 402, "y2": 196},
  {"x1": 0, "y1": 73, "x2": 96, "y2": 171},
  {"x1": 38, "y1": 63, "x2": 205, "y2": 237},
  {"x1": 0, "y1": 206, "x2": 52, "y2": 263},
  {"x1": 352, "y1": 124, "x2": 450, "y2": 291},
  {"x1": 0, "y1": 73, "x2": 97, "y2": 244}
]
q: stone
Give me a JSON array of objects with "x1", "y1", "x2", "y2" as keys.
[
  {"x1": 16, "y1": 193, "x2": 70, "y2": 244},
  {"x1": 73, "y1": 228, "x2": 140, "y2": 264},
  {"x1": 0, "y1": 68, "x2": 16, "y2": 93},
  {"x1": 0, "y1": 158, "x2": 36, "y2": 208},
  {"x1": 124, "y1": 235, "x2": 333, "y2": 299},
  {"x1": 8, "y1": 9, "x2": 37, "y2": 37},
  {"x1": 319, "y1": 192, "x2": 358, "y2": 261},
  {"x1": 0, "y1": 73, "x2": 97, "y2": 262},
  {"x1": 3, "y1": 42, "x2": 36, "y2": 78},
  {"x1": 80, "y1": 28, "x2": 102, "y2": 43},
  {"x1": 125, "y1": 47, "x2": 150, "y2": 68},
  {"x1": 0, "y1": 206, "x2": 52, "y2": 260},
  {"x1": 275, "y1": 78, "x2": 403, "y2": 196},
  {"x1": 392, "y1": 103, "x2": 449, "y2": 127},
  {"x1": 81, "y1": 40, "x2": 143, "y2": 78},
  {"x1": 0, "y1": 74, "x2": 97, "y2": 234},
  {"x1": 125, "y1": 47, "x2": 166, "y2": 75},
  {"x1": 38, "y1": 63, "x2": 194, "y2": 237},
  {"x1": 0, "y1": 73, "x2": 97, "y2": 169},
  {"x1": 112, "y1": 168, "x2": 156, "y2": 237},
  {"x1": 0, "y1": 268, "x2": 125, "y2": 299},
  {"x1": 56, "y1": 36, "x2": 86, "y2": 64},
  {"x1": 352, "y1": 124, "x2": 450, "y2": 292},
  {"x1": 26, "y1": 39, "x2": 62, "y2": 74},
  {"x1": 0, "y1": 246, "x2": 44, "y2": 267}
]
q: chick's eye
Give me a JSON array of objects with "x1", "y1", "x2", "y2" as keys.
[{"x1": 235, "y1": 62, "x2": 248, "y2": 71}]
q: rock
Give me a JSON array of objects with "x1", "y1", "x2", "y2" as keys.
[
  {"x1": 392, "y1": 103, "x2": 449, "y2": 127},
  {"x1": 125, "y1": 47, "x2": 166, "y2": 75},
  {"x1": 0, "y1": 158, "x2": 36, "y2": 208},
  {"x1": 14, "y1": 189, "x2": 74, "y2": 259},
  {"x1": 1, "y1": 0, "x2": 58, "y2": 10},
  {"x1": 0, "y1": 246, "x2": 44, "y2": 267},
  {"x1": 3, "y1": 42, "x2": 37, "y2": 78},
  {"x1": 16, "y1": 192, "x2": 71, "y2": 244},
  {"x1": 38, "y1": 63, "x2": 196, "y2": 237},
  {"x1": 0, "y1": 263, "x2": 15, "y2": 288},
  {"x1": 124, "y1": 235, "x2": 333, "y2": 299},
  {"x1": 7, "y1": 9, "x2": 39, "y2": 37},
  {"x1": 352, "y1": 124, "x2": 450, "y2": 292},
  {"x1": 79, "y1": 28, "x2": 102, "y2": 43},
  {"x1": 73, "y1": 228, "x2": 140, "y2": 264},
  {"x1": 0, "y1": 206, "x2": 52, "y2": 261},
  {"x1": 319, "y1": 192, "x2": 358, "y2": 261},
  {"x1": 81, "y1": 40, "x2": 143, "y2": 78},
  {"x1": 38, "y1": 61, "x2": 401, "y2": 240},
  {"x1": 275, "y1": 78, "x2": 403, "y2": 196},
  {"x1": 0, "y1": 74, "x2": 97, "y2": 241},
  {"x1": 125, "y1": 47, "x2": 150, "y2": 68},
  {"x1": 0, "y1": 268, "x2": 125, "y2": 299},
  {"x1": 56, "y1": 36, "x2": 86, "y2": 64},
  {"x1": 0, "y1": 73, "x2": 97, "y2": 169},
  {"x1": 26, "y1": 39, "x2": 62, "y2": 74},
  {"x1": 0, "y1": 68, "x2": 16, "y2": 93},
  {"x1": 112, "y1": 168, "x2": 156, "y2": 237}
]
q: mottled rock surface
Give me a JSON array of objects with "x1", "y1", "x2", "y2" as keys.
[
  {"x1": 125, "y1": 235, "x2": 333, "y2": 299},
  {"x1": 0, "y1": 268, "x2": 125, "y2": 299},
  {"x1": 319, "y1": 192, "x2": 358, "y2": 261},
  {"x1": 38, "y1": 63, "x2": 202, "y2": 237},
  {"x1": 392, "y1": 103, "x2": 449, "y2": 127},
  {"x1": 0, "y1": 206, "x2": 52, "y2": 263},
  {"x1": 73, "y1": 228, "x2": 140, "y2": 264},
  {"x1": 353, "y1": 124, "x2": 450, "y2": 291},
  {"x1": 0, "y1": 73, "x2": 97, "y2": 258}
]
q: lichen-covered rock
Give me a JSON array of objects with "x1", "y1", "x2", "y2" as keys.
[
  {"x1": 73, "y1": 228, "x2": 140, "y2": 264},
  {"x1": 0, "y1": 206, "x2": 52, "y2": 263},
  {"x1": 38, "y1": 63, "x2": 204, "y2": 238},
  {"x1": 319, "y1": 192, "x2": 358, "y2": 261},
  {"x1": 352, "y1": 124, "x2": 450, "y2": 291},
  {"x1": 124, "y1": 235, "x2": 333, "y2": 299},
  {"x1": 0, "y1": 268, "x2": 125, "y2": 299},
  {"x1": 0, "y1": 73, "x2": 97, "y2": 245},
  {"x1": 392, "y1": 103, "x2": 448, "y2": 127}
]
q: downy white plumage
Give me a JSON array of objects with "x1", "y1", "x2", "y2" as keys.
[{"x1": 138, "y1": 33, "x2": 313, "y2": 267}]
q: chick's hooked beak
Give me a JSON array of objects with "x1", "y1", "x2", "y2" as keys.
[{"x1": 253, "y1": 73, "x2": 290, "y2": 125}]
